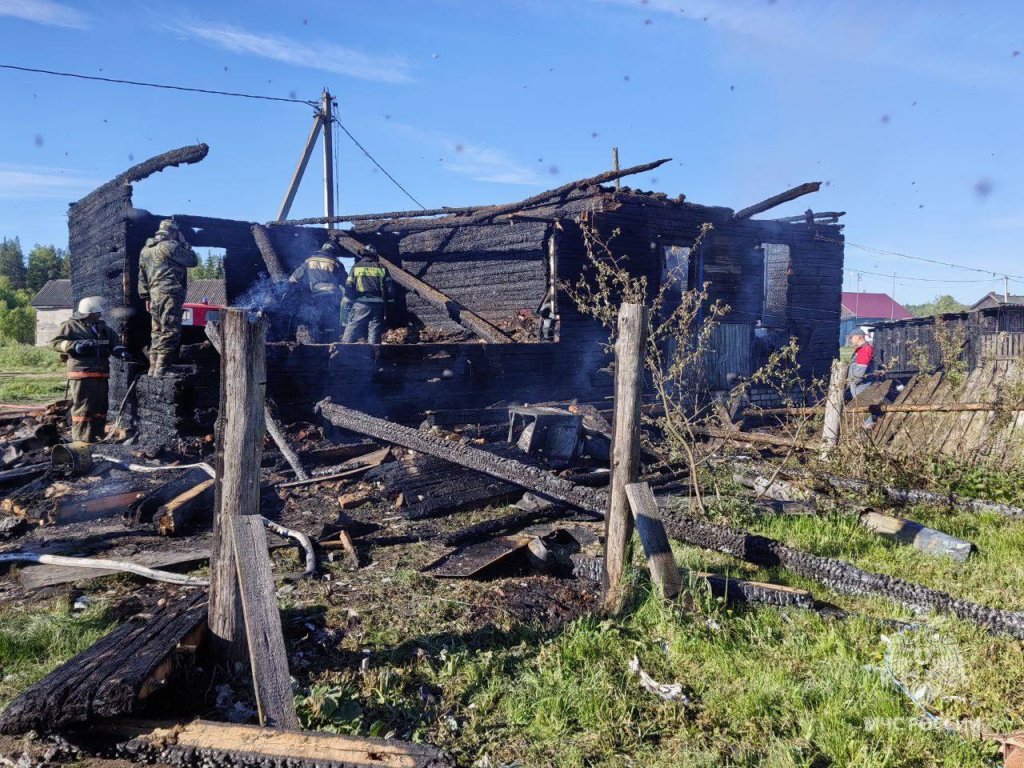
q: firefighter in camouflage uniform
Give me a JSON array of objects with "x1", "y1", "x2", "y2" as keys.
[
  {"x1": 138, "y1": 219, "x2": 198, "y2": 375},
  {"x1": 287, "y1": 241, "x2": 347, "y2": 343},
  {"x1": 50, "y1": 296, "x2": 131, "y2": 443}
]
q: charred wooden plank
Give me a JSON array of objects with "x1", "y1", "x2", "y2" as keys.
[
  {"x1": 109, "y1": 718, "x2": 453, "y2": 768},
  {"x1": 316, "y1": 401, "x2": 607, "y2": 515},
  {"x1": 53, "y1": 490, "x2": 146, "y2": 525},
  {"x1": 733, "y1": 182, "x2": 821, "y2": 220},
  {"x1": 440, "y1": 506, "x2": 571, "y2": 547},
  {"x1": 0, "y1": 591, "x2": 207, "y2": 735}
]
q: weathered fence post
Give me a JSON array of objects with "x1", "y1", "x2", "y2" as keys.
[
  {"x1": 603, "y1": 303, "x2": 648, "y2": 613},
  {"x1": 207, "y1": 309, "x2": 298, "y2": 729},
  {"x1": 820, "y1": 358, "x2": 847, "y2": 456}
]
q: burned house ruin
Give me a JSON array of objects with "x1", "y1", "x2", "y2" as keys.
[{"x1": 67, "y1": 144, "x2": 845, "y2": 447}]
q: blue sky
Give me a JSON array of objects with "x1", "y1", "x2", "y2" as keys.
[{"x1": 1, "y1": 0, "x2": 1023, "y2": 304}]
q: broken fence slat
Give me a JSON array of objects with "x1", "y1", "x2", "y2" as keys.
[
  {"x1": 625, "y1": 482, "x2": 683, "y2": 600},
  {"x1": 231, "y1": 515, "x2": 299, "y2": 730}
]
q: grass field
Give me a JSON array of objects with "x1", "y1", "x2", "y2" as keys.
[
  {"x1": 0, "y1": 343, "x2": 64, "y2": 404},
  {"x1": 2, "y1": 490, "x2": 1018, "y2": 767}
]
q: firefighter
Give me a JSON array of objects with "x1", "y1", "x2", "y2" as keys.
[
  {"x1": 341, "y1": 245, "x2": 392, "y2": 344},
  {"x1": 50, "y1": 296, "x2": 130, "y2": 443},
  {"x1": 288, "y1": 241, "x2": 347, "y2": 343},
  {"x1": 138, "y1": 219, "x2": 198, "y2": 375}
]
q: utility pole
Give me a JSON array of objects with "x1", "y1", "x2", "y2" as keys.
[
  {"x1": 1005, "y1": 275, "x2": 1010, "y2": 304},
  {"x1": 891, "y1": 273, "x2": 896, "y2": 319},
  {"x1": 322, "y1": 89, "x2": 335, "y2": 230},
  {"x1": 612, "y1": 147, "x2": 620, "y2": 192},
  {"x1": 276, "y1": 89, "x2": 336, "y2": 227}
]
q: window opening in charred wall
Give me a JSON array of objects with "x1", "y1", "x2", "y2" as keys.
[{"x1": 761, "y1": 242, "x2": 790, "y2": 329}]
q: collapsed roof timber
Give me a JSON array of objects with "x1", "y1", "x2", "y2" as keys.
[{"x1": 67, "y1": 144, "x2": 845, "y2": 449}]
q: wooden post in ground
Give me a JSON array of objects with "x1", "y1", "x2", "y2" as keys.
[
  {"x1": 820, "y1": 358, "x2": 847, "y2": 456},
  {"x1": 602, "y1": 303, "x2": 648, "y2": 613},
  {"x1": 207, "y1": 309, "x2": 298, "y2": 729},
  {"x1": 209, "y1": 309, "x2": 267, "y2": 659}
]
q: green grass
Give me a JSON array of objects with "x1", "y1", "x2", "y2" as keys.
[
  {"x1": 0, "y1": 342, "x2": 65, "y2": 403},
  {"x1": 0, "y1": 601, "x2": 117, "y2": 707},
  {"x1": 0, "y1": 343, "x2": 62, "y2": 372},
  {"x1": 1, "y1": 493, "x2": 1020, "y2": 766},
  {"x1": 0, "y1": 374, "x2": 65, "y2": 404}
]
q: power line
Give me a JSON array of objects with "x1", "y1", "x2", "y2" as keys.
[
  {"x1": 0, "y1": 63, "x2": 317, "y2": 106},
  {"x1": 330, "y1": 115, "x2": 426, "y2": 210},
  {"x1": 817, "y1": 233, "x2": 1024, "y2": 281},
  {"x1": 843, "y1": 267, "x2": 999, "y2": 284}
]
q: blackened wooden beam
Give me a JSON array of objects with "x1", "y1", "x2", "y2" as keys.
[
  {"x1": 250, "y1": 224, "x2": 288, "y2": 281},
  {"x1": 316, "y1": 400, "x2": 607, "y2": 514},
  {"x1": 733, "y1": 182, "x2": 822, "y2": 220}
]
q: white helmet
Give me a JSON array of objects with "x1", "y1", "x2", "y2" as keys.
[{"x1": 76, "y1": 296, "x2": 106, "y2": 317}]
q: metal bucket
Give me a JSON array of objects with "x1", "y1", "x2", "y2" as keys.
[{"x1": 51, "y1": 442, "x2": 94, "y2": 476}]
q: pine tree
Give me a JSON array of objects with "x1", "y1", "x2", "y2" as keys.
[{"x1": 0, "y1": 238, "x2": 26, "y2": 290}]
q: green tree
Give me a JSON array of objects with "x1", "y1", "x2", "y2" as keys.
[
  {"x1": 0, "y1": 276, "x2": 35, "y2": 344},
  {"x1": 25, "y1": 244, "x2": 69, "y2": 294},
  {"x1": 904, "y1": 294, "x2": 968, "y2": 317},
  {"x1": 189, "y1": 251, "x2": 225, "y2": 280},
  {"x1": 0, "y1": 238, "x2": 26, "y2": 290}
]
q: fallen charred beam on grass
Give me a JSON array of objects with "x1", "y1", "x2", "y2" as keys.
[
  {"x1": 823, "y1": 474, "x2": 1024, "y2": 518},
  {"x1": 0, "y1": 591, "x2": 208, "y2": 735},
  {"x1": 570, "y1": 554, "x2": 814, "y2": 609},
  {"x1": 317, "y1": 403, "x2": 1024, "y2": 637},
  {"x1": 860, "y1": 511, "x2": 974, "y2": 562},
  {"x1": 658, "y1": 510, "x2": 1024, "y2": 639},
  {"x1": 106, "y1": 718, "x2": 453, "y2": 768}
]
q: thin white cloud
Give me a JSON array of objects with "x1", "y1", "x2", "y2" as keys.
[
  {"x1": 586, "y1": 0, "x2": 1024, "y2": 91},
  {"x1": 391, "y1": 123, "x2": 542, "y2": 186},
  {"x1": 0, "y1": 165, "x2": 95, "y2": 199},
  {"x1": 182, "y1": 22, "x2": 412, "y2": 84},
  {"x1": 0, "y1": 0, "x2": 91, "y2": 28}
]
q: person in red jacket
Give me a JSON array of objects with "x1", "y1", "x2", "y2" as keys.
[{"x1": 847, "y1": 329, "x2": 876, "y2": 427}]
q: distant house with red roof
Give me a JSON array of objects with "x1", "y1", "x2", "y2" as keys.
[{"x1": 839, "y1": 292, "x2": 913, "y2": 343}]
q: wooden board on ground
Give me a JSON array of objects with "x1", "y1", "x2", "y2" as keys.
[
  {"x1": 97, "y1": 718, "x2": 452, "y2": 768},
  {"x1": 423, "y1": 535, "x2": 532, "y2": 578},
  {"x1": 157, "y1": 478, "x2": 216, "y2": 535}
]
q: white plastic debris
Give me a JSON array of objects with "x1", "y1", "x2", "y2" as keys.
[{"x1": 628, "y1": 656, "x2": 692, "y2": 704}]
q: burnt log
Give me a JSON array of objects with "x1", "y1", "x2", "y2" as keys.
[
  {"x1": 733, "y1": 181, "x2": 821, "y2": 220},
  {"x1": 250, "y1": 224, "x2": 288, "y2": 282},
  {"x1": 316, "y1": 401, "x2": 607, "y2": 514},
  {"x1": 0, "y1": 591, "x2": 207, "y2": 735}
]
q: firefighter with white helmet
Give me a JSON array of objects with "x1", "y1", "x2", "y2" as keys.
[{"x1": 50, "y1": 296, "x2": 131, "y2": 442}]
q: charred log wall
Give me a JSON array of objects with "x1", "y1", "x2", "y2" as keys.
[{"x1": 396, "y1": 220, "x2": 551, "y2": 333}]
